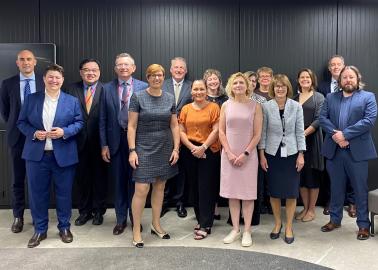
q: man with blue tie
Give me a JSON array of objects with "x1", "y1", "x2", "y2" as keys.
[
  {"x1": 99, "y1": 53, "x2": 148, "y2": 235},
  {"x1": 66, "y1": 59, "x2": 107, "y2": 226},
  {"x1": 319, "y1": 65, "x2": 377, "y2": 240},
  {"x1": 0, "y1": 50, "x2": 44, "y2": 233},
  {"x1": 318, "y1": 55, "x2": 356, "y2": 218},
  {"x1": 17, "y1": 64, "x2": 84, "y2": 247}
]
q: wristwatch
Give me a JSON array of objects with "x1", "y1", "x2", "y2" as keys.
[{"x1": 129, "y1": 148, "x2": 136, "y2": 153}]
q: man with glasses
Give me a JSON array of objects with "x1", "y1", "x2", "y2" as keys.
[
  {"x1": 0, "y1": 50, "x2": 44, "y2": 233},
  {"x1": 99, "y1": 53, "x2": 148, "y2": 235},
  {"x1": 66, "y1": 59, "x2": 107, "y2": 226}
]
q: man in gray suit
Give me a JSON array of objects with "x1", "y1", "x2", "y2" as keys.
[{"x1": 161, "y1": 57, "x2": 192, "y2": 218}]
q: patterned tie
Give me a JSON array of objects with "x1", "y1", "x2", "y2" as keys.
[
  {"x1": 174, "y1": 83, "x2": 180, "y2": 105},
  {"x1": 118, "y1": 82, "x2": 130, "y2": 128},
  {"x1": 85, "y1": 85, "x2": 94, "y2": 113},
  {"x1": 332, "y1": 81, "x2": 339, "y2": 93},
  {"x1": 24, "y1": 79, "x2": 31, "y2": 97}
]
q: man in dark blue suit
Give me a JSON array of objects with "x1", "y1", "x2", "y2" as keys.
[
  {"x1": 99, "y1": 53, "x2": 148, "y2": 235},
  {"x1": 66, "y1": 59, "x2": 108, "y2": 226},
  {"x1": 319, "y1": 66, "x2": 377, "y2": 240},
  {"x1": 318, "y1": 55, "x2": 356, "y2": 218},
  {"x1": 161, "y1": 57, "x2": 192, "y2": 218},
  {"x1": 17, "y1": 64, "x2": 84, "y2": 247},
  {"x1": 0, "y1": 50, "x2": 44, "y2": 233}
]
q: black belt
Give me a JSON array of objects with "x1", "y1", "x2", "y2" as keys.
[{"x1": 44, "y1": 150, "x2": 54, "y2": 155}]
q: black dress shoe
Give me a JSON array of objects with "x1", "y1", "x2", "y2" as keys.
[
  {"x1": 113, "y1": 222, "x2": 127, "y2": 235},
  {"x1": 284, "y1": 232, "x2": 295, "y2": 244},
  {"x1": 59, "y1": 229, "x2": 73, "y2": 243},
  {"x1": 92, "y1": 213, "x2": 104, "y2": 225},
  {"x1": 160, "y1": 207, "x2": 170, "y2": 218},
  {"x1": 213, "y1": 214, "x2": 221, "y2": 220},
  {"x1": 176, "y1": 205, "x2": 187, "y2": 218},
  {"x1": 270, "y1": 225, "x2": 282, "y2": 240},
  {"x1": 27, "y1": 232, "x2": 47, "y2": 248},
  {"x1": 11, "y1": 217, "x2": 24, "y2": 233},
  {"x1": 323, "y1": 206, "x2": 330, "y2": 215},
  {"x1": 74, "y1": 213, "x2": 93, "y2": 226}
]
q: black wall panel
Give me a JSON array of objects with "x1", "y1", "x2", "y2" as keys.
[
  {"x1": 338, "y1": 1, "x2": 378, "y2": 189},
  {"x1": 140, "y1": 0, "x2": 239, "y2": 81},
  {"x1": 240, "y1": 1, "x2": 337, "y2": 83},
  {"x1": 39, "y1": 0, "x2": 142, "y2": 84}
]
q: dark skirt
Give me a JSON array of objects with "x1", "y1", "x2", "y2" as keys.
[
  {"x1": 300, "y1": 148, "x2": 322, "y2": 188},
  {"x1": 266, "y1": 150, "x2": 300, "y2": 199}
]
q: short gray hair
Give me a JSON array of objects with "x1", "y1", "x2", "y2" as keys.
[
  {"x1": 170, "y1": 57, "x2": 187, "y2": 68},
  {"x1": 115, "y1": 53, "x2": 135, "y2": 65}
]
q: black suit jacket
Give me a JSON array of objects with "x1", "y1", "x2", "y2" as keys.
[
  {"x1": 65, "y1": 81, "x2": 103, "y2": 153},
  {"x1": 162, "y1": 78, "x2": 192, "y2": 114},
  {"x1": 0, "y1": 74, "x2": 44, "y2": 147},
  {"x1": 318, "y1": 80, "x2": 332, "y2": 97}
]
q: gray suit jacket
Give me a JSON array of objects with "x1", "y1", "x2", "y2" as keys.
[
  {"x1": 259, "y1": 98, "x2": 306, "y2": 156},
  {"x1": 162, "y1": 78, "x2": 192, "y2": 114}
]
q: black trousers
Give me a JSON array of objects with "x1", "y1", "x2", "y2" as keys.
[
  {"x1": 10, "y1": 137, "x2": 26, "y2": 218},
  {"x1": 74, "y1": 140, "x2": 108, "y2": 215},
  {"x1": 181, "y1": 144, "x2": 220, "y2": 228},
  {"x1": 163, "y1": 157, "x2": 186, "y2": 207}
]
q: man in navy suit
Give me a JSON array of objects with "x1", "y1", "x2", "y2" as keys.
[
  {"x1": 99, "y1": 53, "x2": 148, "y2": 235},
  {"x1": 0, "y1": 50, "x2": 44, "y2": 233},
  {"x1": 319, "y1": 66, "x2": 377, "y2": 240},
  {"x1": 318, "y1": 55, "x2": 356, "y2": 218},
  {"x1": 17, "y1": 64, "x2": 84, "y2": 247},
  {"x1": 161, "y1": 57, "x2": 192, "y2": 218},
  {"x1": 66, "y1": 59, "x2": 107, "y2": 226}
]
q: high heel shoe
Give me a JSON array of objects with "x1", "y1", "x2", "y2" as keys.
[
  {"x1": 151, "y1": 224, "x2": 170, "y2": 239},
  {"x1": 132, "y1": 239, "x2": 144, "y2": 248},
  {"x1": 284, "y1": 229, "x2": 294, "y2": 244},
  {"x1": 270, "y1": 224, "x2": 282, "y2": 240}
]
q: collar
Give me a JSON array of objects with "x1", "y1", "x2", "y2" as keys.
[
  {"x1": 20, "y1": 72, "x2": 35, "y2": 81},
  {"x1": 331, "y1": 78, "x2": 338, "y2": 85},
  {"x1": 83, "y1": 81, "x2": 98, "y2": 90},
  {"x1": 172, "y1": 78, "x2": 184, "y2": 86},
  {"x1": 118, "y1": 77, "x2": 133, "y2": 86}
]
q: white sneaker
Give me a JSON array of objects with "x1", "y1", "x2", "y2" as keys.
[
  {"x1": 223, "y1": 229, "x2": 241, "y2": 244},
  {"x1": 241, "y1": 231, "x2": 253, "y2": 247}
]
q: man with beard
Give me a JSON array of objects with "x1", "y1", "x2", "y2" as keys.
[{"x1": 319, "y1": 66, "x2": 377, "y2": 240}]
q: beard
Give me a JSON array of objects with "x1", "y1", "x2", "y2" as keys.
[{"x1": 341, "y1": 84, "x2": 358, "y2": 93}]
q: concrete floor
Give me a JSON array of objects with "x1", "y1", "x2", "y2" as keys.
[{"x1": 0, "y1": 207, "x2": 377, "y2": 270}]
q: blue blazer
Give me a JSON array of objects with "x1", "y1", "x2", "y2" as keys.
[
  {"x1": 17, "y1": 91, "x2": 84, "y2": 167},
  {"x1": 99, "y1": 78, "x2": 148, "y2": 155},
  {"x1": 0, "y1": 74, "x2": 44, "y2": 147},
  {"x1": 319, "y1": 89, "x2": 377, "y2": 161}
]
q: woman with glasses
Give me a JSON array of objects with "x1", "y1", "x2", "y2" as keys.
[
  {"x1": 128, "y1": 64, "x2": 180, "y2": 248},
  {"x1": 259, "y1": 74, "x2": 306, "y2": 244}
]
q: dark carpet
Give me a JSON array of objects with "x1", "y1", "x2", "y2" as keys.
[{"x1": 0, "y1": 247, "x2": 332, "y2": 270}]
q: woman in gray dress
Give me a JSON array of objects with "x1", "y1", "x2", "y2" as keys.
[{"x1": 128, "y1": 64, "x2": 180, "y2": 248}]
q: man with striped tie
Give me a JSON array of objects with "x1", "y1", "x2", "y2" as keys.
[
  {"x1": 0, "y1": 49, "x2": 44, "y2": 233},
  {"x1": 66, "y1": 59, "x2": 107, "y2": 226}
]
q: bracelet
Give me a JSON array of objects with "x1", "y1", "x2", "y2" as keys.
[
  {"x1": 202, "y1": 143, "x2": 208, "y2": 150},
  {"x1": 173, "y1": 149, "x2": 179, "y2": 153},
  {"x1": 244, "y1": 150, "x2": 250, "y2": 156}
]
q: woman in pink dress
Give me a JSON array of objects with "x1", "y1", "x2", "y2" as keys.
[{"x1": 219, "y1": 72, "x2": 262, "y2": 247}]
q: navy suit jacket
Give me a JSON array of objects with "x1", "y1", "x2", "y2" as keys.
[
  {"x1": 17, "y1": 91, "x2": 84, "y2": 167},
  {"x1": 65, "y1": 81, "x2": 103, "y2": 153},
  {"x1": 318, "y1": 80, "x2": 332, "y2": 97},
  {"x1": 162, "y1": 78, "x2": 192, "y2": 114},
  {"x1": 99, "y1": 78, "x2": 148, "y2": 155},
  {"x1": 0, "y1": 74, "x2": 44, "y2": 147},
  {"x1": 319, "y1": 89, "x2": 377, "y2": 161}
]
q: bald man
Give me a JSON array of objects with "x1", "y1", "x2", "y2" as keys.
[{"x1": 0, "y1": 50, "x2": 45, "y2": 233}]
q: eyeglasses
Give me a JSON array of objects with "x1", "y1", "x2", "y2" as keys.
[
  {"x1": 149, "y1": 74, "x2": 164, "y2": 78},
  {"x1": 274, "y1": 85, "x2": 287, "y2": 89},
  {"x1": 116, "y1": 63, "x2": 132, "y2": 68},
  {"x1": 81, "y1": 68, "x2": 99, "y2": 73}
]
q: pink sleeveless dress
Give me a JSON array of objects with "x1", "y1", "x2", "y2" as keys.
[{"x1": 220, "y1": 99, "x2": 258, "y2": 200}]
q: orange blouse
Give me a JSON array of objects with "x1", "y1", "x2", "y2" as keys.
[{"x1": 179, "y1": 102, "x2": 221, "y2": 153}]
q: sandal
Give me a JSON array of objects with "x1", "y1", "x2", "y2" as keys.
[
  {"x1": 194, "y1": 227, "x2": 211, "y2": 240},
  {"x1": 302, "y1": 212, "x2": 315, "y2": 222},
  {"x1": 295, "y1": 209, "x2": 307, "y2": 220},
  {"x1": 194, "y1": 224, "x2": 200, "y2": 232}
]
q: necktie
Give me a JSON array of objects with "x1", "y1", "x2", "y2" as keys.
[
  {"x1": 174, "y1": 83, "x2": 180, "y2": 105},
  {"x1": 24, "y1": 79, "x2": 31, "y2": 97},
  {"x1": 118, "y1": 82, "x2": 130, "y2": 129},
  {"x1": 332, "y1": 81, "x2": 339, "y2": 93},
  {"x1": 85, "y1": 85, "x2": 94, "y2": 113}
]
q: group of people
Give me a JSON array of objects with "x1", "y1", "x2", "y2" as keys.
[{"x1": 0, "y1": 50, "x2": 376, "y2": 249}]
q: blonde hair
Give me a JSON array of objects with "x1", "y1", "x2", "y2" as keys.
[
  {"x1": 225, "y1": 72, "x2": 251, "y2": 98},
  {"x1": 268, "y1": 74, "x2": 293, "y2": 98}
]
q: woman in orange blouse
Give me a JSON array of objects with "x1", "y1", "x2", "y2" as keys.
[{"x1": 179, "y1": 79, "x2": 220, "y2": 240}]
